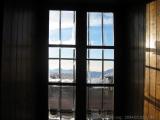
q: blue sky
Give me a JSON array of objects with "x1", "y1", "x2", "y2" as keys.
[{"x1": 49, "y1": 11, "x2": 114, "y2": 71}]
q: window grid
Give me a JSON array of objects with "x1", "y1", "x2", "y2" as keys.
[
  {"x1": 48, "y1": 10, "x2": 76, "y2": 120},
  {"x1": 86, "y1": 12, "x2": 114, "y2": 120},
  {"x1": 48, "y1": 10, "x2": 114, "y2": 120}
]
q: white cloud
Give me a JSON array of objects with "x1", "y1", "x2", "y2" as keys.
[
  {"x1": 49, "y1": 38, "x2": 75, "y2": 45},
  {"x1": 49, "y1": 10, "x2": 75, "y2": 30},
  {"x1": 49, "y1": 60, "x2": 59, "y2": 69},
  {"x1": 49, "y1": 18, "x2": 76, "y2": 45},
  {"x1": 88, "y1": 12, "x2": 113, "y2": 26}
]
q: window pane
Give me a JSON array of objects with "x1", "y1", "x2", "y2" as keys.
[
  {"x1": 104, "y1": 49, "x2": 114, "y2": 59},
  {"x1": 103, "y1": 87, "x2": 114, "y2": 111},
  {"x1": 61, "y1": 60, "x2": 76, "y2": 83},
  {"x1": 61, "y1": 112, "x2": 75, "y2": 120},
  {"x1": 49, "y1": 111, "x2": 60, "y2": 120},
  {"x1": 87, "y1": 87, "x2": 102, "y2": 110},
  {"x1": 87, "y1": 61, "x2": 102, "y2": 83},
  {"x1": 61, "y1": 48, "x2": 76, "y2": 58},
  {"x1": 61, "y1": 11, "x2": 76, "y2": 45},
  {"x1": 87, "y1": 49, "x2": 102, "y2": 59},
  {"x1": 48, "y1": 85, "x2": 60, "y2": 110},
  {"x1": 87, "y1": 87, "x2": 114, "y2": 119},
  {"x1": 103, "y1": 13, "x2": 114, "y2": 46},
  {"x1": 49, "y1": 10, "x2": 76, "y2": 45},
  {"x1": 104, "y1": 61, "x2": 114, "y2": 84},
  {"x1": 88, "y1": 12, "x2": 102, "y2": 46},
  {"x1": 49, "y1": 60, "x2": 60, "y2": 82},
  {"x1": 61, "y1": 86, "x2": 75, "y2": 110},
  {"x1": 49, "y1": 11, "x2": 60, "y2": 44},
  {"x1": 87, "y1": 112, "x2": 113, "y2": 120},
  {"x1": 49, "y1": 47, "x2": 59, "y2": 58}
]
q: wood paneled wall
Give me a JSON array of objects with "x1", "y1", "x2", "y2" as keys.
[{"x1": 144, "y1": 0, "x2": 160, "y2": 119}]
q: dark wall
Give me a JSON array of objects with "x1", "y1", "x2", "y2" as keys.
[
  {"x1": 1, "y1": 4, "x2": 36, "y2": 120},
  {"x1": 114, "y1": 4, "x2": 145, "y2": 119},
  {"x1": 122, "y1": 5, "x2": 145, "y2": 117},
  {"x1": 1, "y1": 2, "x2": 48, "y2": 120}
]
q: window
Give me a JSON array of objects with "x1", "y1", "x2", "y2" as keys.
[
  {"x1": 86, "y1": 12, "x2": 114, "y2": 119},
  {"x1": 48, "y1": 11, "x2": 76, "y2": 119},
  {"x1": 48, "y1": 10, "x2": 114, "y2": 120}
]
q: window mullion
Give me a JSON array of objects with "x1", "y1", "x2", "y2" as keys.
[{"x1": 76, "y1": 10, "x2": 87, "y2": 120}]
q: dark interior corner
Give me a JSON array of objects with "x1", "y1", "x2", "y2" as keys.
[{"x1": 1, "y1": 0, "x2": 159, "y2": 120}]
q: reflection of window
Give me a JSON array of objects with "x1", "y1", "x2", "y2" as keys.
[
  {"x1": 48, "y1": 10, "x2": 114, "y2": 120},
  {"x1": 144, "y1": 2, "x2": 160, "y2": 120}
]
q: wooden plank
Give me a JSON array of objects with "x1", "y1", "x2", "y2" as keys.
[
  {"x1": 150, "y1": 51, "x2": 156, "y2": 68},
  {"x1": 144, "y1": 100, "x2": 149, "y2": 120},
  {"x1": 157, "y1": 0, "x2": 160, "y2": 69},
  {"x1": 145, "y1": 67, "x2": 150, "y2": 97},
  {"x1": 148, "y1": 102, "x2": 156, "y2": 120},
  {"x1": 149, "y1": 1, "x2": 157, "y2": 49},
  {"x1": 150, "y1": 68, "x2": 156, "y2": 98},
  {"x1": 146, "y1": 4, "x2": 150, "y2": 48},
  {"x1": 146, "y1": 51, "x2": 150, "y2": 66},
  {"x1": 156, "y1": 70, "x2": 160, "y2": 100}
]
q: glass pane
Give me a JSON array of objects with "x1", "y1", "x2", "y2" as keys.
[
  {"x1": 49, "y1": 60, "x2": 60, "y2": 82},
  {"x1": 87, "y1": 61, "x2": 102, "y2": 83},
  {"x1": 61, "y1": 11, "x2": 76, "y2": 45},
  {"x1": 49, "y1": 47, "x2": 59, "y2": 58},
  {"x1": 48, "y1": 85, "x2": 60, "y2": 110},
  {"x1": 49, "y1": 11, "x2": 60, "y2": 44},
  {"x1": 88, "y1": 12, "x2": 102, "y2": 46},
  {"x1": 61, "y1": 60, "x2": 76, "y2": 83},
  {"x1": 87, "y1": 49, "x2": 102, "y2": 59},
  {"x1": 61, "y1": 86, "x2": 75, "y2": 110},
  {"x1": 103, "y1": 87, "x2": 114, "y2": 111},
  {"x1": 104, "y1": 61, "x2": 114, "y2": 84},
  {"x1": 61, "y1": 112, "x2": 75, "y2": 120},
  {"x1": 87, "y1": 87, "x2": 114, "y2": 119},
  {"x1": 104, "y1": 49, "x2": 114, "y2": 59},
  {"x1": 61, "y1": 48, "x2": 76, "y2": 58},
  {"x1": 87, "y1": 87, "x2": 102, "y2": 110},
  {"x1": 87, "y1": 112, "x2": 113, "y2": 120},
  {"x1": 103, "y1": 13, "x2": 114, "y2": 46},
  {"x1": 49, "y1": 111, "x2": 60, "y2": 120}
]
